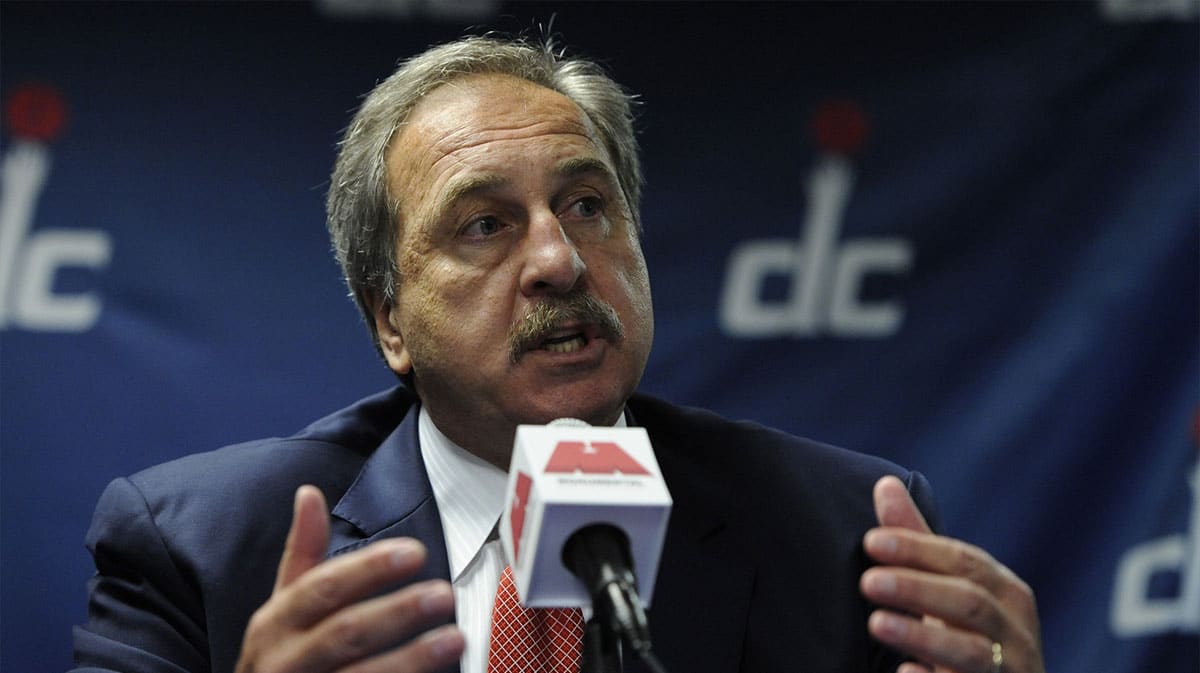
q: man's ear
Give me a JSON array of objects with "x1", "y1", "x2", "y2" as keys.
[{"x1": 370, "y1": 293, "x2": 412, "y2": 375}]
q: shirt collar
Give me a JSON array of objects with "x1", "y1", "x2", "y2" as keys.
[{"x1": 418, "y1": 406, "x2": 508, "y2": 581}]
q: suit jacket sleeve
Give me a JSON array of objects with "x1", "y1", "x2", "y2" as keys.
[{"x1": 72, "y1": 477, "x2": 211, "y2": 673}]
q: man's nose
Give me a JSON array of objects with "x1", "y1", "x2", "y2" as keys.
[{"x1": 519, "y1": 209, "x2": 585, "y2": 296}]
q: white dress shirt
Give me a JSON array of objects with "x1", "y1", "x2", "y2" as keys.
[{"x1": 418, "y1": 406, "x2": 624, "y2": 673}]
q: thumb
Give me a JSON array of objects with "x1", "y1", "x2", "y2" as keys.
[
  {"x1": 873, "y1": 475, "x2": 931, "y2": 533},
  {"x1": 274, "y1": 485, "x2": 331, "y2": 591}
]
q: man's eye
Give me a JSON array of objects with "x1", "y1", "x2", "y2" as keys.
[
  {"x1": 566, "y1": 197, "x2": 602, "y2": 219},
  {"x1": 461, "y1": 216, "x2": 503, "y2": 238}
]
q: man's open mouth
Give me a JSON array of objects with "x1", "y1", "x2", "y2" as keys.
[
  {"x1": 540, "y1": 332, "x2": 588, "y2": 353},
  {"x1": 508, "y1": 293, "x2": 624, "y2": 363}
]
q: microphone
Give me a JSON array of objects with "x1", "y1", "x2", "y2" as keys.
[{"x1": 499, "y1": 418, "x2": 673, "y2": 657}]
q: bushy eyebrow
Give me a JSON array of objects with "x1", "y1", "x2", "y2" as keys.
[
  {"x1": 432, "y1": 173, "x2": 509, "y2": 223},
  {"x1": 554, "y1": 157, "x2": 621, "y2": 195}
]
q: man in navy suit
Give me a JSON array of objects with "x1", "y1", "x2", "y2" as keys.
[{"x1": 74, "y1": 36, "x2": 1045, "y2": 673}]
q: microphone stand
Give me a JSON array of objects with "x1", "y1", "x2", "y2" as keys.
[{"x1": 580, "y1": 614, "x2": 623, "y2": 673}]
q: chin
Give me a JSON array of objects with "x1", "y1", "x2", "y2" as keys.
[{"x1": 522, "y1": 388, "x2": 628, "y2": 427}]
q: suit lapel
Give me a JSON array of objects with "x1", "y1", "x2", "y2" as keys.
[{"x1": 326, "y1": 399, "x2": 453, "y2": 585}]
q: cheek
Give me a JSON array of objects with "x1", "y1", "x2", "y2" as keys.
[
  {"x1": 402, "y1": 262, "x2": 513, "y2": 344},
  {"x1": 589, "y1": 249, "x2": 654, "y2": 344},
  {"x1": 396, "y1": 266, "x2": 455, "y2": 342},
  {"x1": 610, "y1": 250, "x2": 652, "y2": 310}
]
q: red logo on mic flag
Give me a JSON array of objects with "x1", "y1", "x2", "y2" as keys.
[
  {"x1": 544, "y1": 440, "x2": 651, "y2": 476},
  {"x1": 509, "y1": 472, "x2": 533, "y2": 561}
]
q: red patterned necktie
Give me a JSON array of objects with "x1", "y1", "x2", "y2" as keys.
[{"x1": 487, "y1": 564, "x2": 585, "y2": 673}]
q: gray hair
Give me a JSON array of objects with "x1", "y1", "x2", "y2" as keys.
[{"x1": 325, "y1": 35, "x2": 643, "y2": 348}]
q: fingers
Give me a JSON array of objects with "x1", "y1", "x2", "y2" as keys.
[
  {"x1": 276, "y1": 485, "x2": 332, "y2": 591},
  {"x1": 863, "y1": 528, "x2": 1040, "y2": 625},
  {"x1": 864, "y1": 528, "x2": 1002, "y2": 593},
  {"x1": 867, "y1": 610, "x2": 997, "y2": 673},
  {"x1": 873, "y1": 475, "x2": 931, "y2": 533},
  {"x1": 242, "y1": 537, "x2": 460, "y2": 673},
  {"x1": 288, "y1": 579, "x2": 459, "y2": 672},
  {"x1": 273, "y1": 537, "x2": 430, "y2": 629},
  {"x1": 338, "y1": 625, "x2": 465, "y2": 673},
  {"x1": 861, "y1": 566, "x2": 1004, "y2": 637}
]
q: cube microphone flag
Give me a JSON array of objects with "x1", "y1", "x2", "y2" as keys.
[{"x1": 500, "y1": 418, "x2": 673, "y2": 660}]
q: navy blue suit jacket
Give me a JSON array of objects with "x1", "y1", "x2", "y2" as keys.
[{"x1": 72, "y1": 387, "x2": 939, "y2": 673}]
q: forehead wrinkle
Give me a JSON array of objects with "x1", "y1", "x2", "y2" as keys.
[
  {"x1": 428, "y1": 117, "x2": 595, "y2": 157},
  {"x1": 415, "y1": 126, "x2": 600, "y2": 224}
]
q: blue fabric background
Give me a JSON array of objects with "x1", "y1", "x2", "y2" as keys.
[{"x1": 2, "y1": 2, "x2": 1196, "y2": 671}]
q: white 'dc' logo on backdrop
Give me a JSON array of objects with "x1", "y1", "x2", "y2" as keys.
[
  {"x1": 0, "y1": 84, "x2": 111, "y2": 333},
  {"x1": 719, "y1": 99, "x2": 912, "y2": 339},
  {"x1": 1110, "y1": 424, "x2": 1200, "y2": 638}
]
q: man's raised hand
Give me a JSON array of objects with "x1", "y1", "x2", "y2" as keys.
[
  {"x1": 235, "y1": 485, "x2": 465, "y2": 673},
  {"x1": 860, "y1": 476, "x2": 1045, "y2": 673}
]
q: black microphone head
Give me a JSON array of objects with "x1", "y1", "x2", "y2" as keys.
[{"x1": 561, "y1": 523, "x2": 636, "y2": 590}]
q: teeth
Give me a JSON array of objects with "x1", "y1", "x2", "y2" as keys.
[{"x1": 543, "y1": 336, "x2": 586, "y2": 353}]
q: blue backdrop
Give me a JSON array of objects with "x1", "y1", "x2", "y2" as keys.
[{"x1": 2, "y1": 2, "x2": 1197, "y2": 671}]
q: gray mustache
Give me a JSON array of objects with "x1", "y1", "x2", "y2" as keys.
[{"x1": 508, "y1": 292, "x2": 624, "y2": 363}]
